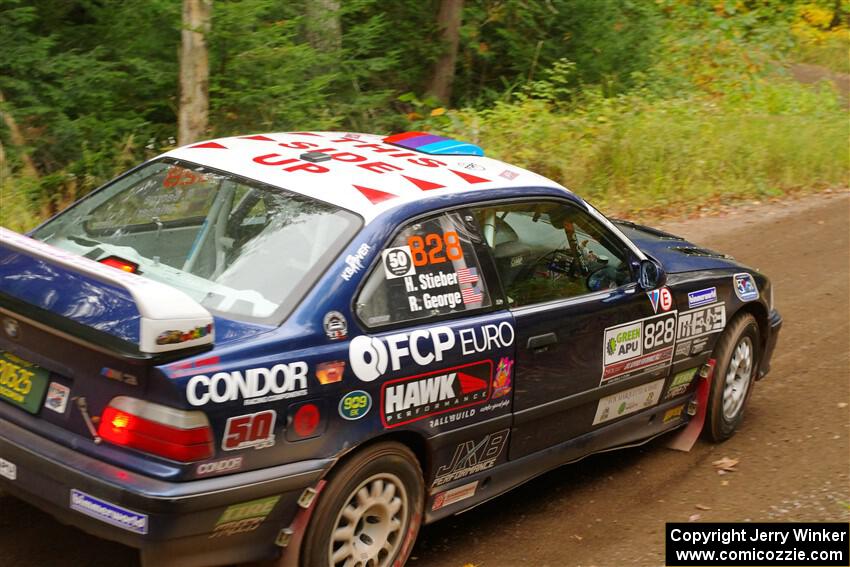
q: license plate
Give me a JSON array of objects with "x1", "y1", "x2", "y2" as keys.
[
  {"x1": 0, "y1": 458, "x2": 15, "y2": 481},
  {"x1": 0, "y1": 351, "x2": 50, "y2": 414}
]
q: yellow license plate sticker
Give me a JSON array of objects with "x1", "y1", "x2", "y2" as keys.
[{"x1": 0, "y1": 351, "x2": 50, "y2": 414}]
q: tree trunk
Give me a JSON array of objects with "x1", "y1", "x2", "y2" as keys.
[
  {"x1": 178, "y1": 0, "x2": 211, "y2": 146},
  {"x1": 426, "y1": 0, "x2": 464, "y2": 104},
  {"x1": 829, "y1": 0, "x2": 845, "y2": 28},
  {"x1": 304, "y1": 0, "x2": 342, "y2": 53},
  {"x1": 0, "y1": 90, "x2": 38, "y2": 178}
]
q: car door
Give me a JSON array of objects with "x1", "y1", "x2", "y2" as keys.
[
  {"x1": 352, "y1": 208, "x2": 515, "y2": 440},
  {"x1": 469, "y1": 199, "x2": 678, "y2": 459}
]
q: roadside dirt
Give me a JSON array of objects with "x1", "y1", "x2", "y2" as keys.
[
  {"x1": 790, "y1": 62, "x2": 850, "y2": 103},
  {"x1": 0, "y1": 191, "x2": 848, "y2": 567}
]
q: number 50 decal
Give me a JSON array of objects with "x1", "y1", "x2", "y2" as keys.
[{"x1": 223, "y1": 410, "x2": 277, "y2": 451}]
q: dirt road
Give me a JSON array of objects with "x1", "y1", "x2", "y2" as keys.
[{"x1": 1, "y1": 191, "x2": 848, "y2": 567}]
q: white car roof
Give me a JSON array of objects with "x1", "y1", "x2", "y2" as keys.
[{"x1": 164, "y1": 131, "x2": 569, "y2": 223}]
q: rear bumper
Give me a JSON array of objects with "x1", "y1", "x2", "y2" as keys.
[
  {"x1": 0, "y1": 416, "x2": 331, "y2": 567},
  {"x1": 757, "y1": 309, "x2": 782, "y2": 379}
]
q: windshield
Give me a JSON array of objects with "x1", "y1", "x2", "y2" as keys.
[{"x1": 32, "y1": 159, "x2": 362, "y2": 324}]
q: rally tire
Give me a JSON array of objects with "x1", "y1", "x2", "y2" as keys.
[
  {"x1": 300, "y1": 442, "x2": 424, "y2": 567},
  {"x1": 705, "y1": 313, "x2": 760, "y2": 442}
]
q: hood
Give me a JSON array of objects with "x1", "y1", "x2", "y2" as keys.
[{"x1": 613, "y1": 220, "x2": 743, "y2": 273}]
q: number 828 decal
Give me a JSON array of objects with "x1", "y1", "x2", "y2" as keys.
[
  {"x1": 382, "y1": 232, "x2": 464, "y2": 280},
  {"x1": 601, "y1": 311, "x2": 678, "y2": 385}
]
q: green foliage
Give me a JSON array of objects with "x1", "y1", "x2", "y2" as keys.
[
  {"x1": 0, "y1": 0, "x2": 847, "y2": 231},
  {"x1": 423, "y1": 77, "x2": 848, "y2": 215}
]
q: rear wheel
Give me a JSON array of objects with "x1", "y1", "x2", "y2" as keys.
[
  {"x1": 301, "y1": 442, "x2": 423, "y2": 567},
  {"x1": 705, "y1": 313, "x2": 760, "y2": 442}
]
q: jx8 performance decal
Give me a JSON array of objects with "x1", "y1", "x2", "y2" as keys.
[
  {"x1": 432, "y1": 429, "x2": 509, "y2": 487},
  {"x1": 381, "y1": 360, "x2": 492, "y2": 428},
  {"x1": 601, "y1": 312, "x2": 677, "y2": 385}
]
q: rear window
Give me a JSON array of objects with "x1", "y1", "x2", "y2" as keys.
[
  {"x1": 32, "y1": 159, "x2": 362, "y2": 324},
  {"x1": 355, "y1": 211, "x2": 493, "y2": 327}
]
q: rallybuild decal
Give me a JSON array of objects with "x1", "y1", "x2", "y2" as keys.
[
  {"x1": 70, "y1": 489, "x2": 148, "y2": 534},
  {"x1": 186, "y1": 362, "x2": 308, "y2": 406},
  {"x1": 592, "y1": 379, "x2": 665, "y2": 425},
  {"x1": 381, "y1": 360, "x2": 492, "y2": 428},
  {"x1": 432, "y1": 429, "x2": 509, "y2": 487},
  {"x1": 602, "y1": 312, "x2": 677, "y2": 385},
  {"x1": 210, "y1": 496, "x2": 280, "y2": 538}
]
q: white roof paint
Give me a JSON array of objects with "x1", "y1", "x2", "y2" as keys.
[{"x1": 164, "y1": 131, "x2": 569, "y2": 223}]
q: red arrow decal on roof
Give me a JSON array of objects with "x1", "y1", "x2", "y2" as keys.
[
  {"x1": 189, "y1": 141, "x2": 227, "y2": 149},
  {"x1": 290, "y1": 132, "x2": 322, "y2": 136},
  {"x1": 449, "y1": 169, "x2": 490, "y2": 184},
  {"x1": 354, "y1": 185, "x2": 398, "y2": 204},
  {"x1": 402, "y1": 175, "x2": 444, "y2": 191},
  {"x1": 239, "y1": 135, "x2": 276, "y2": 141}
]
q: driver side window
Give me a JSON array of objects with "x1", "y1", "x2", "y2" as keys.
[{"x1": 472, "y1": 201, "x2": 633, "y2": 307}]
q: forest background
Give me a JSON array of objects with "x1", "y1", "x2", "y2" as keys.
[{"x1": 0, "y1": 0, "x2": 847, "y2": 232}]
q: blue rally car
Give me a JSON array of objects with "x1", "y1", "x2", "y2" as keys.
[{"x1": 0, "y1": 131, "x2": 781, "y2": 566}]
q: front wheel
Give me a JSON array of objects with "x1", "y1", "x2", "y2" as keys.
[
  {"x1": 300, "y1": 442, "x2": 424, "y2": 567},
  {"x1": 705, "y1": 313, "x2": 761, "y2": 442}
]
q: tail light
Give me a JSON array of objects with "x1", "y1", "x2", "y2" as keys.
[{"x1": 98, "y1": 397, "x2": 213, "y2": 462}]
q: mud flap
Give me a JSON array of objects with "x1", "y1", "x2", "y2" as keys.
[
  {"x1": 275, "y1": 480, "x2": 326, "y2": 567},
  {"x1": 667, "y1": 359, "x2": 715, "y2": 452}
]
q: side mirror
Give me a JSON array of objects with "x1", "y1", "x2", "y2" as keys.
[{"x1": 638, "y1": 259, "x2": 667, "y2": 290}]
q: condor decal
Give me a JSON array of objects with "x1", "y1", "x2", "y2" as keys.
[
  {"x1": 186, "y1": 362, "x2": 308, "y2": 406},
  {"x1": 381, "y1": 360, "x2": 492, "y2": 428}
]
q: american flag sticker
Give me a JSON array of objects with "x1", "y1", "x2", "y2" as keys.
[
  {"x1": 457, "y1": 267, "x2": 479, "y2": 285},
  {"x1": 461, "y1": 285, "x2": 483, "y2": 304}
]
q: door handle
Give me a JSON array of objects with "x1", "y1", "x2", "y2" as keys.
[{"x1": 527, "y1": 332, "x2": 558, "y2": 351}]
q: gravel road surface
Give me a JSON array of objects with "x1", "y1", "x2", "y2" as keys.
[{"x1": 1, "y1": 191, "x2": 847, "y2": 567}]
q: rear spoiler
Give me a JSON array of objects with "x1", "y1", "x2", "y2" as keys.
[{"x1": 0, "y1": 227, "x2": 214, "y2": 354}]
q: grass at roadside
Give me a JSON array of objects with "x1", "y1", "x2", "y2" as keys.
[
  {"x1": 1, "y1": 68, "x2": 847, "y2": 232},
  {"x1": 430, "y1": 77, "x2": 848, "y2": 218},
  {"x1": 0, "y1": 177, "x2": 41, "y2": 233}
]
